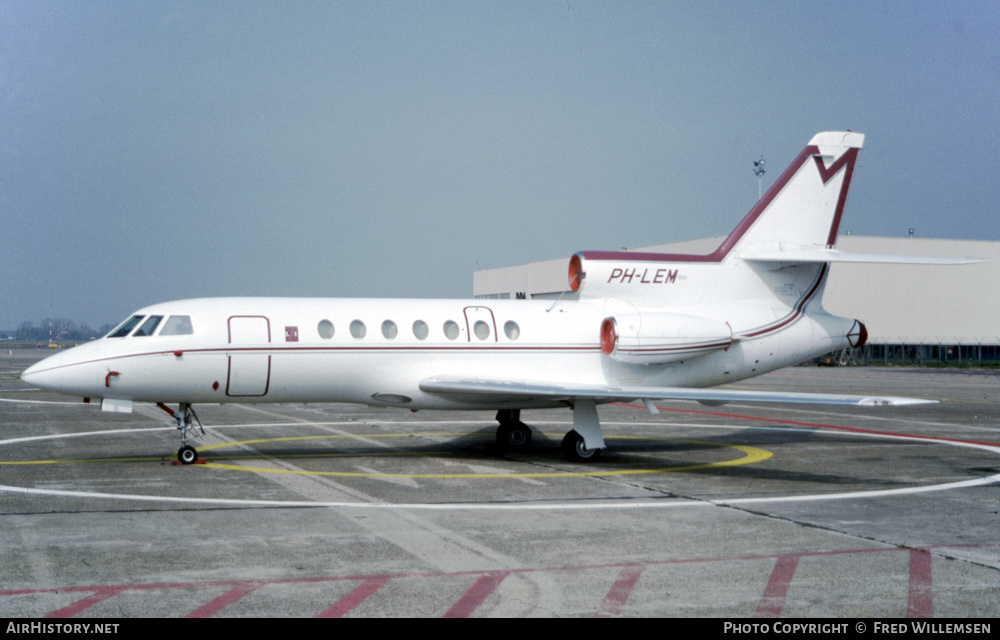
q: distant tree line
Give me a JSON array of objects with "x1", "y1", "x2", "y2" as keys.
[{"x1": 4, "y1": 319, "x2": 115, "y2": 343}]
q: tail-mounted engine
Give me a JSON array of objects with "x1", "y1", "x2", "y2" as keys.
[
  {"x1": 568, "y1": 251, "x2": 687, "y2": 300},
  {"x1": 600, "y1": 312, "x2": 733, "y2": 365}
]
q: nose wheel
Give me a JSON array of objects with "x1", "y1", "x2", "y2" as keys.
[{"x1": 178, "y1": 445, "x2": 198, "y2": 465}]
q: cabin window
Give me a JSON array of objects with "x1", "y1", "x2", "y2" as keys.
[
  {"x1": 159, "y1": 315, "x2": 194, "y2": 336},
  {"x1": 132, "y1": 315, "x2": 163, "y2": 337},
  {"x1": 443, "y1": 320, "x2": 460, "y2": 340},
  {"x1": 412, "y1": 320, "x2": 428, "y2": 340},
  {"x1": 381, "y1": 320, "x2": 398, "y2": 339},
  {"x1": 504, "y1": 321, "x2": 520, "y2": 340},
  {"x1": 108, "y1": 315, "x2": 144, "y2": 338},
  {"x1": 473, "y1": 320, "x2": 490, "y2": 340},
  {"x1": 350, "y1": 320, "x2": 366, "y2": 339},
  {"x1": 317, "y1": 320, "x2": 334, "y2": 339}
]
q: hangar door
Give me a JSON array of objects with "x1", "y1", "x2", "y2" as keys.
[{"x1": 227, "y1": 316, "x2": 271, "y2": 397}]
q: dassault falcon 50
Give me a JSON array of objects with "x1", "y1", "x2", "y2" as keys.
[{"x1": 23, "y1": 131, "x2": 958, "y2": 464}]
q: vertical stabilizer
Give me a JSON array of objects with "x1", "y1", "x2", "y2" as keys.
[
  {"x1": 721, "y1": 131, "x2": 864, "y2": 258},
  {"x1": 569, "y1": 132, "x2": 864, "y2": 302}
]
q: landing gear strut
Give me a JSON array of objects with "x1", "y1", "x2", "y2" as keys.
[
  {"x1": 562, "y1": 400, "x2": 605, "y2": 463},
  {"x1": 495, "y1": 409, "x2": 532, "y2": 451},
  {"x1": 157, "y1": 402, "x2": 205, "y2": 464}
]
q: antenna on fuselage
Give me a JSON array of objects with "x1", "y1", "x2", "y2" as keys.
[{"x1": 546, "y1": 269, "x2": 582, "y2": 313}]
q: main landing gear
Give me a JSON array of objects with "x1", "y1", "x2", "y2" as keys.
[
  {"x1": 157, "y1": 402, "x2": 205, "y2": 465},
  {"x1": 495, "y1": 410, "x2": 533, "y2": 450},
  {"x1": 560, "y1": 430, "x2": 601, "y2": 463},
  {"x1": 495, "y1": 403, "x2": 606, "y2": 463}
]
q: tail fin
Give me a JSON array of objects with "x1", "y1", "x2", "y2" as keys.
[
  {"x1": 719, "y1": 131, "x2": 864, "y2": 259},
  {"x1": 568, "y1": 132, "x2": 864, "y2": 299}
]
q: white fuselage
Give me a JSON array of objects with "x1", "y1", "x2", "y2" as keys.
[{"x1": 22, "y1": 287, "x2": 855, "y2": 411}]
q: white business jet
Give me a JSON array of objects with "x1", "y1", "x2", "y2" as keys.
[{"x1": 23, "y1": 132, "x2": 954, "y2": 464}]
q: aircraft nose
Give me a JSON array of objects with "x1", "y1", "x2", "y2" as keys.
[
  {"x1": 21, "y1": 358, "x2": 61, "y2": 390},
  {"x1": 21, "y1": 342, "x2": 112, "y2": 397}
]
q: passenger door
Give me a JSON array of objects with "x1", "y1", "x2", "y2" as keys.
[
  {"x1": 227, "y1": 316, "x2": 271, "y2": 397},
  {"x1": 463, "y1": 306, "x2": 497, "y2": 342}
]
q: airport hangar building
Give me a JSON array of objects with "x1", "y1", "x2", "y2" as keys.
[{"x1": 473, "y1": 236, "x2": 1000, "y2": 365}]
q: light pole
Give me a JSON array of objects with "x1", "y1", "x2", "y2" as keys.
[{"x1": 753, "y1": 155, "x2": 766, "y2": 201}]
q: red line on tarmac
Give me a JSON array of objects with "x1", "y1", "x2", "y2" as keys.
[
  {"x1": 184, "y1": 582, "x2": 260, "y2": 618},
  {"x1": 907, "y1": 548, "x2": 933, "y2": 618},
  {"x1": 616, "y1": 403, "x2": 1000, "y2": 448},
  {"x1": 442, "y1": 571, "x2": 509, "y2": 618},
  {"x1": 317, "y1": 577, "x2": 390, "y2": 618},
  {"x1": 595, "y1": 565, "x2": 644, "y2": 617},
  {"x1": 7, "y1": 543, "x2": 994, "y2": 617},
  {"x1": 45, "y1": 587, "x2": 124, "y2": 618},
  {"x1": 753, "y1": 555, "x2": 799, "y2": 618}
]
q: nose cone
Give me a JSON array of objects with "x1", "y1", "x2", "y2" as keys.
[
  {"x1": 21, "y1": 341, "x2": 105, "y2": 396},
  {"x1": 21, "y1": 352, "x2": 68, "y2": 391}
]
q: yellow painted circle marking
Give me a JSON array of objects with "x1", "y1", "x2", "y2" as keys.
[
  {"x1": 194, "y1": 433, "x2": 772, "y2": 478},
  {"x1": 0, "y1": 433, "x2": 772, "y2": 477}
]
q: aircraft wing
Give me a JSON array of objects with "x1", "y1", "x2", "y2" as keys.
[{"x1": 418, "y1": 376, "x2": 936, "y2": 407}]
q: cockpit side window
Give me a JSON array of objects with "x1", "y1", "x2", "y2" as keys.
[
  {"x1": 132, "y1": 315, "x2": 163, "y2": 337},
  {"x1": 108, "y1": 315, "x2": 145, "y2": 338},
  {"x1": 159, "y1": 315, "x2": 194, "y2": 336}
]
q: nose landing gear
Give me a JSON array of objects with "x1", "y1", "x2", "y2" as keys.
[{"x1": 157, "y1": 402, "x2": 205, "y2": 464}]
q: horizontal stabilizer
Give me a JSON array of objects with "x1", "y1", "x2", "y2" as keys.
[
  {"x1": 419, "y1": 377, "x2": 936, "y2": 407},
  {"x1": 743, "y1": 248, "x2": 985, "y2": 266}
]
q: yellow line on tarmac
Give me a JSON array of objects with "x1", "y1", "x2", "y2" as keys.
[
  {"x1": 1, "y1": 433, "x2": 773, "y2": 477},
  {"x1": 198, "y1": 435, "x2": 772, "y2": 478}
]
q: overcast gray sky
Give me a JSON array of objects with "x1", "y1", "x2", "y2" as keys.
[{"x1": 2, "y1": 1, "x2": 998, "y2": 330}]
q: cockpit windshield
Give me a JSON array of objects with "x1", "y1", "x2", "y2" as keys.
[
  {"x1": 132, "y1": 315, "x2": 163, "y2": 337},
  {"x1": 106, "y1": 313, "x2": 193, "y2": 338},
  {"x1": 107, "y1": 315, "x2": 144, "y2": 338}
]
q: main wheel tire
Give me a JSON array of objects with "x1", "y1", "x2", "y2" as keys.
[
  {"x1": 561, "y1": 431, "x2": 601, "y2": 463},
  {"x1": 497, "y1": 422, "x2": 532, "y2": 449},
  {"x1": 178, "y1": 445, "x2": 198, "y2": 465}
]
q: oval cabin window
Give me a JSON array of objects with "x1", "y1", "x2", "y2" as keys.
[
  {"x1": 350, "y1": 320, "x2": 366, "y2": 339},
  {"x1": 412, "y1": 320, "x2": 429, "y2": 340},
  {"x1": 381, "y1": 320, "x2": 398, "y2": 339},
  {"x1": 318, "y1": 320, "x2": 334, "y2": 339},
  {"x1": 504, "y1": 321, "x2": 520, "y2": 340}
]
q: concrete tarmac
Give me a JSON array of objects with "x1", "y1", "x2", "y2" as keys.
[{"x1": 1, "y1": 349, "x2": 998, "y2": 617}]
